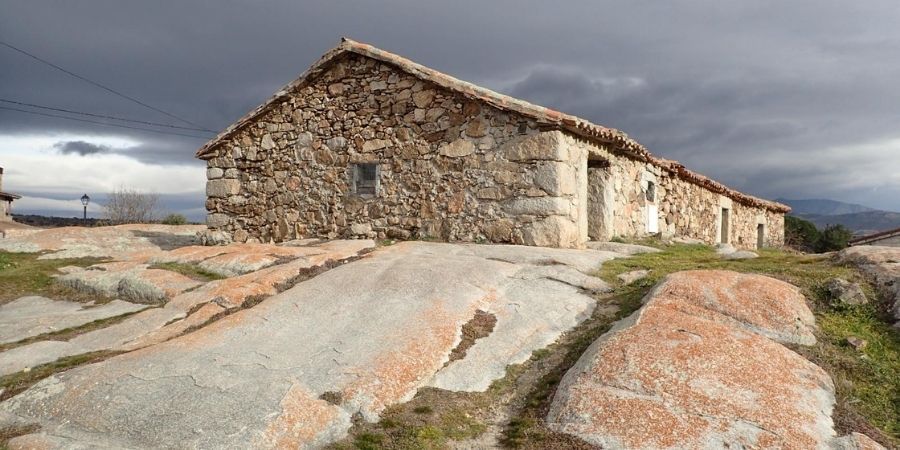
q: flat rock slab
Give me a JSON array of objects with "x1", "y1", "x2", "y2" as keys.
[
  {"x1": 150, "y1": 239, "x2": 374, "y2": 277},
  {"x1": 0, "y1": 224, "x2": 205, "y2": 261},
  {"x1": 585, "y1": 241, "x2": 661, "y2": 255},
  {"x1": 0, "y1": 240, "x2": 376, "y2": 376},
  {"x1": 0, "y1": 296, "x2": 148, "y2": 344},
  {"x1": 57, "y1": 262, "x2": 201, "y2": 304},
  {"x1": 0, "y1": 241, "x2": 616, "y2": 449},
  {"x1": 547, "y1": 270, "x2": 867, "y2": 449}
]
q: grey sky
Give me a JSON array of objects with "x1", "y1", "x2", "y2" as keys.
[{"x1": 2, "y1": 0, "x2": 899, "y2": 220}]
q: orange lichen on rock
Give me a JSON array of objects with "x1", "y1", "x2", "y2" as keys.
[
  {"x1": 548, "y1": 270, "x2": 839, "y2": 449},
  {"x1": 260, "y1": 382, "x2": 349, "y2": 449},
  {"x1": 340, "y1": 300, "x2": 473, "y2": 420},
  {"x1": 648, "y1": 270, "x2": 817, "y2": 345}
]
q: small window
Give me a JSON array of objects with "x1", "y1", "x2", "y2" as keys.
[
  {"x1": 646, "y1": 181, "x2": 656, "y2": 202},
  {"x1": 352, "y1": 163, "x2": 378, "y2": 197}
]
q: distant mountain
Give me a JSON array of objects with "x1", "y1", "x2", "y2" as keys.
[
  {"x1": 777, "y1": 198, "x2": 877, "y2": 216},
  {"x1": 779, "y1": 199, "x2": 900, "y2": 235},
  {"x1": 796, "y1": 211, "x2": 900, "y2": 236}
]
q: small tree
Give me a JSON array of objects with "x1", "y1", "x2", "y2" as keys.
[
  {"x1": 816, "y1": 224, "x2": 853, "y2": 253},
  {"x1": 161, "y1": 213, "x2": 187, "y2": 225},
  {"x1": 785, "y1": 215, "x2": 820, "y2": 252},
  {"x1": 103, "y1": 187, "x2": 160, "y2": 224}
]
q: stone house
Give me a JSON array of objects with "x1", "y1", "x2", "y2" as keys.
[
  {"x1": 850, "y1": 227, "x2": 900, "y2": 247},
  {"x1": 197, "y1": 38, "x2": 789, "y2": 249},
  {"x1": 0, "y1": 167, "x2": 21, "y2": 222}
]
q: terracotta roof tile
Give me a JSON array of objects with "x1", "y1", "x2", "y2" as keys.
[{"x1": 196, "y1": 38, "x2": 790, "y2": 213}]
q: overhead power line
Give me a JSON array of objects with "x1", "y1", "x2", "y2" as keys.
[
  {"x1": 0, "y1": 105, "x2": 211, "y2": 140},
  {"x1": 0, "y1": 40, "x2": 215, "y2": 132},
  {"x1": 0, "y1": 99, "x2": 215, "y2": 134}
]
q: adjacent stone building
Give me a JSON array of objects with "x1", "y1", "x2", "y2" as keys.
[
  {"x1": 0, "y1": 167, "x2": 21, "y2": 222},
  {"x1": 197, "y1": 39, "x2": 789, "y2": 249}
]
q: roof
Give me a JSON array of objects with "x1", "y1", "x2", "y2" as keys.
[
  {"x1": 0, "y1": 191, "x2": 20, "y2": 201},
  {"x1": 196, "y1": 38, "x2": 790, "y2": 214},
  {"x1": 850, "y1": 226, "x2": 900, "y2": 245}
]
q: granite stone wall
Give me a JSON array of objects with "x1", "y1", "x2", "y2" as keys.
[
  {"x1": 203, "y1": 53, "x2": 784, "y2": 250},
  {"x1": 204, "y1": 54, "x2": 586, "y2": 247},
  {"x1": 560, "y1": 134, "x2": 785, "y2": 248}
]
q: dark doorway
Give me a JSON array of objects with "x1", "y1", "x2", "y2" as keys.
[
  {"x1": 587, "y1": 157, "x2": 612, "y2": 241},
  {"x1": 757, "y1": 224, "x2": 765, "y2": 249},
  {"x1": 720, "y1": 208, "x2": 730, "y2": 244}
]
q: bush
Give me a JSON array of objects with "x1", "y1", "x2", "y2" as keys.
[
  {"x1": 785, "y1": 216, "x2": 852, "y2": 253},
  {"x1": 816, "y1": 224, "x2": 853, "y2": 253},
  {"x1": 161, "y1": 214, "x2": 187, "y2": 225},
  {"x1": 785, "y1": 215, "x2": 820, "y2": 252},
  {"x1": 103, "y1": 187, "x2": 160, "y2": 225}
]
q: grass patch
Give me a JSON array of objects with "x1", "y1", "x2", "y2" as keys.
[
  {"x1": 0, "y1": 251, "x2": 106, "y2": 304},
  {"x1": 0, "y1": 350, "x2": 123, "y2": 402},
  {"x1": 147, "y1": 262, "x2": 225, "y2": 282},
  {"x1": 329, "y1": 391, "x2": 490, "y2": 450}
]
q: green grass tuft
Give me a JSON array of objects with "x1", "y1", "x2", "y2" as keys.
[
  {"x1": 0, "y1": 251, "x2": 106, "y2": 304},
  {"x1": 148, "y1": 262, "x2": 225, "y2": 282}
]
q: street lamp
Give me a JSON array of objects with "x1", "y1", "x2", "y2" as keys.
[{"x1": 80, "y1": 194, "x2": 90, "y2": 220}]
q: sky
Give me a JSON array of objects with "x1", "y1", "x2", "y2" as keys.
[{"x1": 2, "y1": 1, "x2": 900, "y2": 221}]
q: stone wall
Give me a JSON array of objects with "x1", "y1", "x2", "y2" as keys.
[
  {"x1": 559, "y1": 134, "x2": 785, "y2": 249},
  {"x1": 0, "y1": 200, "x2": 10, "y2": 222},
  {"x1": 203, "y1": 53, "x2": 785, "y2": 250},
  {"x1": 204, "y1": 54, "x2": 586, "y2": 247}
]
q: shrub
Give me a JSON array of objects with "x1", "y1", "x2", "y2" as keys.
[
  {"x1": 161, "y1": 213, "x2": 187, "y2": 225},
  {"x1": 816, "y1": 224, "x2": 853, "y2": 253},
  {"x1": 785, "y1": 215, "x2": 820, "y2": 252}
]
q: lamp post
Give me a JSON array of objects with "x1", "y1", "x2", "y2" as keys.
[{"x1": 80, "y1": 194, "x2": 90, "y2": 221}]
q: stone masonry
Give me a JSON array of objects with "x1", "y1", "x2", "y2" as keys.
[{"x1": 198, "y1": 39, "x2": 788, "y2": 249}]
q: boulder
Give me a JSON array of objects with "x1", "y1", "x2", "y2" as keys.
[
  {"x1": 724, "y1": 250, "x2": 759, "y2": 260},
  {"x1": 825, "y1": 278, "x2": 868, "y2": 306},
  {"x1": 548, "y1": 270, "x2": 833, "y2": 449},
  {"x1": 617, "y1": 269, "x2": 650, "y2": 285},
  {"x1": 835, "y1": 246, "x2": 900, "y2": 323}
]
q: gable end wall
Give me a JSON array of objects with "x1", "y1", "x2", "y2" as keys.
[{"x1": 204, "y1": 54, "x2": 586, "y2": 247}]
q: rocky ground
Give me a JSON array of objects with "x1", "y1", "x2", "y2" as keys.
[{"x1": 0, "y1": 227, "x2": 896, "y2": 449}]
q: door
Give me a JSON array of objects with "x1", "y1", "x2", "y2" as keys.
[
  {"x1": 720, "y1": 208, "x2": 730, "y2": 244},
  {"x1": 757, "y1": 224, "x2": 765, "y2": 248},
  {"x1": 646, "y1": 181, "x2": 658, "y2": 233}
]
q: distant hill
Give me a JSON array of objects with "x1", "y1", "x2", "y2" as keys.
[
  {"x1": 777, "y1": 198, "x2": 877, "y2": 216},
  {"x1": 778, "y1": 199, "x2": 900, "y2": 236},
  {"x1": 796, "y1": 211, "x2": 900, "y2": 236}
]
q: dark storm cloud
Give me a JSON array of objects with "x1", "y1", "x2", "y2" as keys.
[
  {"x1": 53, "y1": 140, "x2": 111, "y2": 156},
  {"x1": 2, "y1": 0, "x2": 900, "y2": 214}
]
